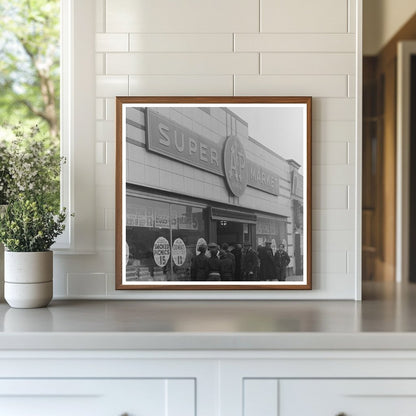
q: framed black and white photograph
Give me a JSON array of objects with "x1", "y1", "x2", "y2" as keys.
[{"x1": 116, "y1": 97, "x2": 311, "y2": 290}]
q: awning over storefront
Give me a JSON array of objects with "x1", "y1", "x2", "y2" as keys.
[{"x1": 209, "y1": 207, "x2": 257, "y2": 224}]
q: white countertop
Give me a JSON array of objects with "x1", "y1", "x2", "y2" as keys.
[{"x1": 1, "y1": 282, "x2": 416, "y2": 351}]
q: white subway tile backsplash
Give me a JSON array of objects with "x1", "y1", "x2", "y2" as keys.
[
  {"x1": 261, "y1": 53, "x2": 355, "y2": 75},
  {"x1": 129, "y1": 75, "x2": 233, "y2": 96},
  {"x1": 313, "y1": 165, "x2": 355, "y2": 185},
  {"x1": 313, "y1": 121, "x2": 355, "y2": 142},
  {"x1": 349, "y1": 0, "x2": 357, "y2": 33},
  {"x1": 106, "y1": 142, "x2": 116, "y2": 165},
  {"x1": 313, "y1": 98, "x2": 355, "y2": 121},
  {"x1": 95, "y1": 0, "x2": 105, "y2": 32},
  {"x1": 106, "y1": 98, "x2": 116, "y2": 120},
  {"x1": 63, "y1": 0, "x2": 360, "y2": 300},
  {"x1": 312, "y1": 251, "x2": 348, "y2": 274},
  {"x1": 130, "y1": 34, "x2": 233, "y2": 52},
  {"x1": 96, "y1": 53, "x2": 105, "y2": 75},
  {"x1": 313, "y1": 185, "x2": 349, "y2": 209},
  {"x1": 96, "y1": 75, "x2": 128, "y2": 97},
  {"x1": 96, "y1": 207, "x2": 105, "y2": 230},
  {"x1": 104, "y1": 208, "x2": 115, "y2": 230},
  {"x1": 96, "y1": 164, "x2": 115, "y2": 186},
  {"x1": 96, "y1": 98, "x2": 105, "y2": 120},
  {"x1": 235, "y1": 75, "x2": 347, "y2": 97},
  {"x1": 96, "y1": 230, "x2": 116, "y2": 251},
  {"x1": 261, "y1": 0, "x2": 348, "y2": 33},
  {"x1": 67, "y1": 273, "x2": 107, "y2": 296},
  {"x1": 235, "y1": 34, "x2": 356, "y2": 53},
  {"x1": 313, "y1": 142, "x2": 348, "y2": 165},
  {"x1": 96, "y1": 33, "x2": 129, "y2": 52},
  {"x1": 96, "y1": 142, "x2": 106, "y2": 164},
  {"x1": 313, "y1": 230, "x2": 355, "y2": 251},
  {"x1": 348, "y1": 75, "x2": 356, "y2": 97},
  {"x1": 106, "y1": 0, "x2": 259, "y2": 33},
  {"x1": 312, "y1": 210, "x2": 355, "y2": 231},
  {"x1": 107, "y1": 53, "x2": 259, "y2": 75},
  {"x1": 96, "y1": 121, "x2": 116, "y2": 142}
]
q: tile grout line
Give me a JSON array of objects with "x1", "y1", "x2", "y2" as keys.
[
  {"x1": 259, "y1": 0, "x2": 262, "y2": 32},
  {"x1": 103, "y1": 0, "x2": 106, "y2": 33},
  {"x1": 347, "y1": 0, "x2": 351, "y2": 33}
]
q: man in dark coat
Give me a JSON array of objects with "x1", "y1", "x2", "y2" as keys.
[
  {"x1": 275, "y1": 243, "x2": 290, "y2": 281},
  {"x1": 207, "y1": 242, "x2": 221, "y2": 281},
  {"x1": 190, "y1": 243, "x2": 209, "y2": 281},
  {"x1": 231, "y1": 243, "x2": 243, "y2": 280},
  {"x1": 258, "y1": 241, "x2": 275, "y2": 281},
  {"x1": 219, "y1": 249, "x2": 235, "y2": 281},
  {"x1": 242, "y1": 243, "x2": 259, "y2": 280}
]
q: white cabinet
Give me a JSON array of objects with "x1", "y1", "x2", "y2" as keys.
[
  {"x1": 0, "y1": 379, "x2": 195, "y2": 416},
  {"x1": 1, "y1": 350, "x2": 416, "y2": 415}
]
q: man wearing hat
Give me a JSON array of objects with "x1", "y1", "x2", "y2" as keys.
[
  {"x1": 258, "y1": 241, "x2": 275, "y2": 281},
  {"x1": 275, "y1": 243, "x2": 290, "y2": 281},
  {"x1": 207, "y1": 242, "x2": 221, "y2": 281},
  {"x1": 242, "y1": 242, "x2": 259, "y2": 280},
  {"x1": 191, "y1": 243, "x2": 209, "y2": 281}
]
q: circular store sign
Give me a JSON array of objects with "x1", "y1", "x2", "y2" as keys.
[
  {"x1": 172, "y1": 238, "x2": 187, "y2": 266},
  {"x1": 223, "y1": 135, "x2": 248, "y2": 197},
  {"x1": 153, "y1": 237, "x2": 170, "y2": 267}
]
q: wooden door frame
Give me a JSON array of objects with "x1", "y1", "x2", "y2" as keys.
[{"x1": 396, "y1": 41, "x2": 416, "y2": 282}]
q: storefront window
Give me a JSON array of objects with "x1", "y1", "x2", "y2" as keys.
[
  {"x1": 126, "y1": 195, "x2": 207, "y2": 282},
  {"x1": 256, "y1": 216, "x2": 288, "y2": 254}
]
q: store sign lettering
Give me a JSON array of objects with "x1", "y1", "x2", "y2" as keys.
[
  {"x1": 147, "y1": 110, "x2": 223, "y2": 176},
  {"x1": 146, "y1": 109, "x2": 279, "y2": 197},
  {"x1": 247, "y1": 161, "x2": 279, "y2": 196},
  {"x1": 223, "y1": 135, "x2": 248, "y2": 197}
]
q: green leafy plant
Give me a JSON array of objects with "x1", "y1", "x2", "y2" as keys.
[
  {"x1": 0, "y1": 123, "x2": 61, "y2": 210},
  {"x1": 0, "y1": 124, "x2": 68, "y2": 252},
  {"x1": 0, "y1": 140, "x2": 12, "y2": 205},
  {"x1": 0, "y1": 196, "x2": 66, "y2": 252}
]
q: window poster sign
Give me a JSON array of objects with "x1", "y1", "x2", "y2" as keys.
[
  {"x1": 172, "y1": 238, "x2": 187, "y2": 267},
  {"x1": 116, "y1": 96, "x2": 312, "y2": 291},
  {"x1": 153, "y1": 237, "x2": 170, "y2": 267}
]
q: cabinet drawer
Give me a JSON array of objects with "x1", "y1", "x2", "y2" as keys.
[
  {"x1": 280, "y1": 380, "x2": 416, "y2": 416},
  {"x1": 0, "y1": 379, "x2": 195, "y2": 416}
]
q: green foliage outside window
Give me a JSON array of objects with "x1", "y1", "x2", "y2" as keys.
[{"x1": 0, "y1": 0, "x2": 61, "y2": 210}]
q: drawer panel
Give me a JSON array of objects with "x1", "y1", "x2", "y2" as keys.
[
  {"x1": 280, "y1": 380, "x2": 416, "y2": 416},
  {"x1": 0, "y1": 379, "x2": 195, "y2": 416}
]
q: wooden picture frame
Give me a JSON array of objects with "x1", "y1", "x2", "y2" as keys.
[{"x1": 116, "y1": 96, "x2": 312, "y2": 290}]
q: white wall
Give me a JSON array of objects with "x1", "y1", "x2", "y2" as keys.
[
  {"x1": 364, "y1": 0, "x2": 416, "y2": 55},
  {"x1": 53, "y1": 0, "x2": 360, "y2": 300}
]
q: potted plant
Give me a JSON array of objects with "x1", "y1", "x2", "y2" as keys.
[
  {"x1": 0, "y1": 197, "x2": 66, "y2": 308},
  {"x1": 0, "y1": 124, "x2": 66, "y2": 308}
]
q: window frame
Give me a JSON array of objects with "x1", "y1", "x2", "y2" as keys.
[{"x1": 53, "y1": 0, "x2": 96, "y2": 253}]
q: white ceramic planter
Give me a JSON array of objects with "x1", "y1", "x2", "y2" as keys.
[{"x1": 4, "y1": 251, "x2": 53, "y2": 308}]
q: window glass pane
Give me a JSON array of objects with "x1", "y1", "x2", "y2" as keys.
[
  {"x1": 126, "y1": 196, "x2": 170, "y2": 281},
  {"x1": 256, "y1": 216, "x2": 288, "y2": 254},
  {"x1": 126, "y1": 195, "x2": 207, "y2": 282},
  {"x1": 170, "y1": 204, "x2": 207, "y2": 281}
]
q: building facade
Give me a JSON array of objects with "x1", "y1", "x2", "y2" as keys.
[{"x1": 125, "y1": 106, "x2": 303, "y2": 282}]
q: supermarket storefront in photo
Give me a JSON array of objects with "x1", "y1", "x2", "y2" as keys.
[{"x1": 125, "y1": 105, "x2": 303, "y2": 282}]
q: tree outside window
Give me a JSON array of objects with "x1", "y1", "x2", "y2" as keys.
[{"x1": 0, "y1": 0, "x2": 60, "y2": 208}]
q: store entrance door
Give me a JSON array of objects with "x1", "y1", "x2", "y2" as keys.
[{"x1": 216, "y1": 221, "x2": 251, "y2": 247}]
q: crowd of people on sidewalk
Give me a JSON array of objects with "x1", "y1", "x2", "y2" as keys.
[{"x1": 191, "y1": 240, "x2": 290, "y2": 282}]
